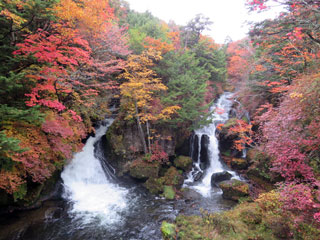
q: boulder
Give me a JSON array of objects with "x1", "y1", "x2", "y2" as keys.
[
  {"x1": 144, "y1": 166, "x2": 184, "y2": 195},
  {"x1": 144, "y1": 177, "x2": 164, "y2": 195},
  {"x1": 211, "y1": 171, "x2": 233, "y2": 187},
  {"x1": 162, "y1": 167, "x2": 184, "y2": 188},
  {"x1": 129, "y1": 160, "x2": 160, "y2": 180},
  {"x1": 219, "y1": 179, "x2": 249, "y2": 201},
  {"x1": 174, "y1": 156, "x2": 193, "y2": 171},
  {"x1": 200, "y1": 135, "x2": 210, "y2": 169}
]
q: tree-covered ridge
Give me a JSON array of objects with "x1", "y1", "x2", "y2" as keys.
[{"x1": 0, "y1": 0, "x2": 227, "y2": 202}]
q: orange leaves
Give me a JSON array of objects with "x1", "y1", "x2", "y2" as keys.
[
  {"x1": 217, "y1": 123, "x2": 224, "y2": 130},
  {"x1": 54, "y1": 0, "x2": 114, "y2": 35},
  {"x1": 166, "y1": 31, "x2": 181, "y2": 50},
  {"x1": 0, "y1": 170, "x2": 25, "y2": 194},
  {"x1": 143, "y1": 36, "x2": 174, "y2": 54},
  {"x1": 228, "y1": 119, "x2": 254, "y2": 151},
  {"x1": 255, "y1": 64, "x2": 267, "y2": 72},
  {"x1": 227, "y1": 39, "x2": 253, "y2": 84},
  {"x1": 199, "y1": 35, "x2": 217, "y2": 49}
]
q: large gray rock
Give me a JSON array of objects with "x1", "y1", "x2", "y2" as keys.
[{"x1": 211, "y1": 171, "x2": 232, "y2": 187}]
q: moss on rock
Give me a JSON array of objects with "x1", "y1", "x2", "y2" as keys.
[
  {"x1": 219, "y1": 179, "x2": 249, "y2": 202},
  {"x1": 161, "y1": 221, "x2": 176, "y2": 240},
  {"x1": 163, "y1": 185, "x2": 175, "y2": 200},
  {"x1": 162, "y1": 166, "x2": 184, "y2": 187},
  {"x1": 174, "y1": 155, "x2": 193, "y2": 171},
  {"x1": 129, "y1": 160, "x2": 160, "y2": 180},
  {"x1": 144, "y1": 177, "x2": 164, "y2": 194}
]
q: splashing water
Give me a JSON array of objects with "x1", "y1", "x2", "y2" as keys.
[{"x1": 61, "y1": 119, "x2": 128, "y2": 225}]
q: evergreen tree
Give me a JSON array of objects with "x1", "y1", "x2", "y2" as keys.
[{"x1": 158, "y1": 51, "x2": 211, "y2": 129}]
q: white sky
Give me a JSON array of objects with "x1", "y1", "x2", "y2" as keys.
[{"x1": 126, "y1": 0, "x2": 283, "y2": 43}]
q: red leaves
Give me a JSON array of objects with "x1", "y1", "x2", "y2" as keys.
[
  {"x1": 256, "y1": 71, "x2": 320, "y2": 183},
  {"x1": 42, "y1": 117, "x2": 73, "y2": 138},
  {"x1": 149, "y1": 141, "x2": 169, "y2": 164},
  {"x1": 247, "y1": 0, "x2": 267, "y2": 10}
]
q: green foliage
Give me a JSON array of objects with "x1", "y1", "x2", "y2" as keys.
[
  {"x1": 0, "y1": 71, "x2": 27, "y2": 104},
  {"x1": 158, "y1": 51, "x2": 211, "y2": 129},
  {"x1": 12, "y1": 183, "x2": 27, "y2": 201},
  {"x1": 0, "y1": 131, "x2": 25, "y2": 170},
  {"x1": 0, "y1": 105, "x2": 44, "y2": 126},
  {"x1": 192, "y1": 39, "x2": 227, "y2": 83},
  {"x1": 127, "y1": 11, "x2": 166, "y2": 53}
]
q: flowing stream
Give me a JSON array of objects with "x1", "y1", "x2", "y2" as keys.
[
  {"x1": 0, "y1": 95, "x2": 236, "y2": 240},
  {"x1": 184, "y1": 92, "x2": 236, "y2": 196}
]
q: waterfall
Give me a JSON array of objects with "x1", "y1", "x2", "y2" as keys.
[
  {"x1": 185, "y1": 92, "x2": 235, "y2": 196},
  {"x1": 61, "y1": 119, "x2": 128, "y2": 225}
]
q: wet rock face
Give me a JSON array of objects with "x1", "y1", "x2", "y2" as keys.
[
  {"x1": 211, "y1": 171, "x2": 233, "y2": 187},
  {"x1": 192, "y1": 171, "x2": 203, "y2": 182},
  {"x1": 191, "y1": 134, "x2": 199, "y2": 162},
  {"x1": 200, "y1": 135, "x2": 210, "y2": 170}
]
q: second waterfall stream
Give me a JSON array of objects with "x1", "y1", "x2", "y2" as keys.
[{"x1": 184, "y1": 92, "x2": 236, "y2": 196}]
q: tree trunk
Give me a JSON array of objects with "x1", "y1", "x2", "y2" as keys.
[{"x1": 134, "y1": 101, "x2": 147, "y2": 153}]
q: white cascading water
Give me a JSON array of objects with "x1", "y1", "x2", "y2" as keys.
[
  {"x1": 185, "y1": 92, "x2": 235, "y2": 196},
  {"x1": 61, "y1": 119, "x2": 128, "y2": 225}
]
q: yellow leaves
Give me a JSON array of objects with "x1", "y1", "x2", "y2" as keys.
[
  {"x1": 256, "y1": 190, "x2": 282, "y2": 211},
  {"x1": 54, "y1": 0, "x2": 80, "y2": 23},
  {"x1": 119, "y1": 49, "x2": 179, "y2": 123},
  {"x1": 290, "y1": 92, "x2": 303, "y2": 99},
  {"x1": 157, "y1": 106, "x2": 181, "y2": 120},
  {"x1": 0, "y1": 8, "x2": 28, "y2": 30}
]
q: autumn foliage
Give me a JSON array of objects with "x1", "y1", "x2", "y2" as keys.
[
  {"x1": 0, "y1": 0, "x2": 129, "y2": 197},
  {"x1": 224, "y1": 0, "x2": 320, "y2": 233}
]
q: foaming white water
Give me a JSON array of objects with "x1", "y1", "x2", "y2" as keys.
[
  {"x1": 185, "y1": 92, "x2": 235, "y2": 197},
  {"x1": 61, "y1": 119, "x2": 128, "y2": 225}
]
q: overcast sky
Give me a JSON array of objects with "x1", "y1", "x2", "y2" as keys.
[{"x1": 126, "y1": 0, "x2": 283, "y2": 43}]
